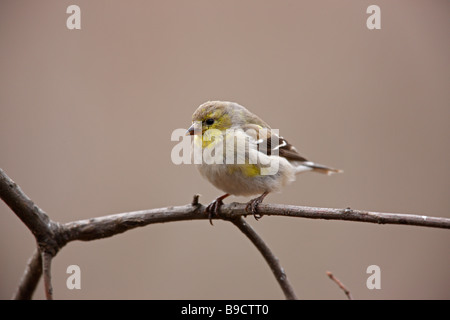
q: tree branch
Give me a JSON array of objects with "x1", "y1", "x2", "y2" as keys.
[
  {"x1": 1, "y1": 168, "x2": 449, "y2": 299},
  {"x1": 41, "y1": 251, "x2": 54, "y2": 300},
  {"x1": 0, "y1": 169, "x2": 62, "y2": 254},
  {"x1": 231, "y1": 216, "x2": 297, "y2": 300},
  {"x1": 12, "y1": 248, "x2": 42, "y2": 300},
  {"x1": 60, "y1": 203, "x2": 449, "y2": 245}
]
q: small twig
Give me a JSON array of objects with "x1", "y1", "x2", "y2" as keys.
[
  {"x1": 191, "y1": 194, "x2": 200, "y2": 206},
  {"x1": 326, "y1": 271, "x2": 352, "y2": 300},
  {"x1": 41, "y1": 251, "x2": 54, "y2": 300},
  {"x1": 231, "y1": 216, "x2": 298, "y2": 300}
]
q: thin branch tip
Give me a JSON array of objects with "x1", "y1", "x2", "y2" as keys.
[{"x1": 326, "y1": 271, "x2": 353, "y2": 300}]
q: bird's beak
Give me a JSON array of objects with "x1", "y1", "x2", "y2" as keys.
[{"x1": 185, "y1": 123, "x2": 196, "y2": 136}]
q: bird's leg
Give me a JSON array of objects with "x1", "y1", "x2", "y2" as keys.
[
  {"x1": 205, "y1": 193, "x2": 230, "y2": 225},
  {"x1": 245, "y1": 191, "x2": 269, "y2": 220}
]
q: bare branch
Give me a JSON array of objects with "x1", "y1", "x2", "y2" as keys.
[
  {"x1": 41, "y1": 251, "x2": 53, "y2": 300},
  {"x1": 326, "y1": 271, "x2": 353, "y2": 300},
  {"x1": 0, "y1": 169, "x2": 65, "y2": 255},
  {"x1": 0, "y1": 169, "x2": 52, "y2": 240},
  {"x1": 1, "y1": 168, "x2": 449, "y2": 299},
  {"x1": 249, "y1": 205, "x2": 450, "y2": 229},
  {"x1": 61, "y1": 203, "x2": 450, "y2": 244},
  {"x1": 12, "y1": 249, "x2": 42, "y2": 300},
  {"x1": 0, "y1": 169, "x2": 63, "y2": 300},
  {"x1": 62, "y1": 204, "x2": 205, "y2": 242},
  {"x1": 231, "y1": 216, "x2": 298, "y2": 300}
]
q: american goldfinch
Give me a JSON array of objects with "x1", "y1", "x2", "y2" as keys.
[{"x1": 186, "y1": 101, "x2": 342, "y2": 224}]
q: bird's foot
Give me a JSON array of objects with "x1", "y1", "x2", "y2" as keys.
[
  {"x1": 205, "y1": 194, "x2": 230, "y2": 225},
  {"x1": 245, "y1": 192, "x2": 269, "y2": 221}
]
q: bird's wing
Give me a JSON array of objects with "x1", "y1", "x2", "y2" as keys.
[
  {"x1": 241, "y1": 123, "x2": 308, "y2": 162},
  {"x1": 241, "y1": 123, "x2": 341, "y2": 174}
]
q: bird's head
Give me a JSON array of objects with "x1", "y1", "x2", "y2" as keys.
[{"x1": 186, "y1": 101, "x2": 268, "y2": 136}]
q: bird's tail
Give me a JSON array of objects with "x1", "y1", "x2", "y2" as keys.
[{"x1": 294, "y1": 161, "x2": 343, "y2": 175}]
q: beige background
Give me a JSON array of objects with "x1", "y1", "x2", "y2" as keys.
[{"x1": 1, "y1": 0, "x2": 449, "y2": 300}]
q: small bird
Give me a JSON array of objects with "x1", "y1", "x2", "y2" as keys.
[{"x1": 186, "y1": 101, "x2": 342, "y2": 224}]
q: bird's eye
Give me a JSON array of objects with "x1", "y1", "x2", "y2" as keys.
[{"x1": 205, "y1": 118, "x2": 215, "y2": 125}]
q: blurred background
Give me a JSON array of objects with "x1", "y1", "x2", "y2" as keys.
[{"x1": 1, "y1": 0, "x2": 449, "y2": 299}]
